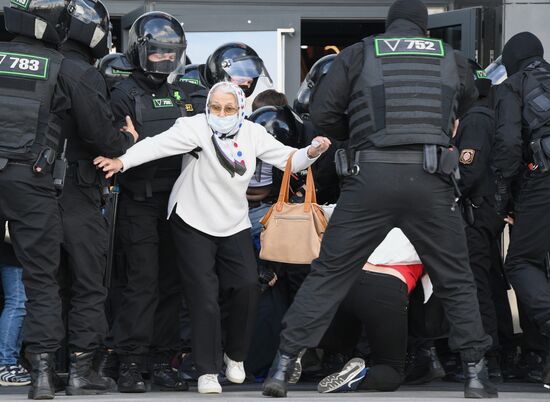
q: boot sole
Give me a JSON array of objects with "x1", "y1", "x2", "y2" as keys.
[
  {"x1": 464, "y1": 389, "x2": 499, "y2": 398},
  {"x1": 27, "y1": 390, "x2": 54, "y2": 400},
  {"x1": 65, "y1": 386, "x2": 109, "y2": 395},
  {"x1": 118, "y1": 388, "x2": 146, "y2": 393},
  {"x1": 406, "y1": 367, "x2": 446, "y2": 385},
  {"x1": 262, "y1": 380, "x2": 287, "y2": 398},
  {"x1": 0, "y1": 380, "x2": 31, "y2": 386},
  {"x1": 288, "y1": 349, "x2": 306, "y2": 384}
]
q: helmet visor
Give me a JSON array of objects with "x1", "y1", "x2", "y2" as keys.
[
  {"x1": 485, "y1": 56, "x2": 508, "y2": 85},
  {"x1": 68, "y1": 0, "x2": 112, "y2": 50},
  {"x1": 138, "y1": 40, "x2": 186, "y2": 74},
  {"x1": 222, "y1": 55, "x2": 271, "y2": 85},
  {"x1": 69, "y1": 0, "x2": 108, "y2": 25}
]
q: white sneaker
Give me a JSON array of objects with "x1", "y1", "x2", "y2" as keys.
[
  {"x1": 224, "y1": 353, "x2": 246, "y2": 384},
  {"x1": 198, "y1": 374, "x2": 222, "y2": 394}
]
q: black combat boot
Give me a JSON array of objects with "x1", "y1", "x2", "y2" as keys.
[
  {"x1": 463, "y1": 358, "x2": 498, "y2": 398},
  {"x1": 539, "y1": 320, "x2": 550, "y2": 386},
  {"x1": 65, "y1": 352, "x2": 115, "y2": 395},
  {"x1": 26, "y1": 352, "x2": 55, "y2": 400},
  {"x1": 95, "y1": 349, "x2": 119, "y2": 381},
  {"x1": 117, "y1": 362, "x2": 146, "y2": 393},
  {"x1": 152, "y1": 362, "x2": 188, "y2": 391},
  {"x1": 262, "y1": 351, "x2": 298, "y2": 398},
  {"x1": 406, "y1": 346, "x2": 446, "y2": 384}
]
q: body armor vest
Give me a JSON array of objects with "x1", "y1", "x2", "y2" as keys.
[
  {"x1": 113, "y1": 77, "x2": 204, "y2": 198},
  {"x1": 521, "y1": 61, "x2": 550, "y2": 141},
  {"x1": 0, "y1": 41, "x2": 63, "y2": 162},
  {"x1": 349, "y1": 36, "x2": 460, "y2": 148}
]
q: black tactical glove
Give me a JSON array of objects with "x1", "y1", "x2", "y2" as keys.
[{"x1": 494, "y1": 176, "x2": 512, "y2": 218}]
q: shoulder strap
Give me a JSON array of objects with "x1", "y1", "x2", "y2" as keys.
[
  {"x1": 113, "y1": 79, "x2": 145, "y2": 125},
  {"x1": 362, "y1": 36, "x2": 385, "y2": 132}
]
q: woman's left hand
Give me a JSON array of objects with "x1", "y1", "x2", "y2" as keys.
[{"x1": 307, "y1": 136, "x2": 332, "y2": 158}]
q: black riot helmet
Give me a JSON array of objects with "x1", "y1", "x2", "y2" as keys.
[
  {"x1": 176, "y1": 63, "x2": 207, "y2": 87},
  {"x1": 66, "y1": 0, "x2": 111, "y2": 58},
  {"x1": 249, "y1": 105, "x2": 305, "y2": 148},
  {"x1": 4, "y1": 0, "x2": 70, "y2": 45},
  {"x1": 126, "y1": 11, "x2": 186, "y2": 75},
  {"x1": 294, "y1": 54, "x2": 337, "y2": 117},
  {"x1": 205, "y1": 42, "x2": 271, "y2": 97},
  {"x1": 97, "y1": 52, "x2": 134, "y2": 88}
]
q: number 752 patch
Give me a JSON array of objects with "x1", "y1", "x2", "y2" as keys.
[
  {"x1": 374, "y1": 38, "x2": 445, "y2": 58},
  {"x1": 0, "y1": 52, "x2": 49, "y2": 79}
]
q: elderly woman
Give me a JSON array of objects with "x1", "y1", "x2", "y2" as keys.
[{"x1": 95, "y1": 82, "x2": 330, "y2": 394}]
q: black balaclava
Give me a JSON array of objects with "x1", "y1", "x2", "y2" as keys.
[
  {"x1": 475, "y1": 79, "x2": 492, "y2": 99},
  {"x1": 502, "y1": 32, "x2": 544, "y2": 76},
  {"x1": 385, "y1": 0, "x2": 428, "y2": 33}
]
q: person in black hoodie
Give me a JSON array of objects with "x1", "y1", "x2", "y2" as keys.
[
  {"x1": 107, "y1": 11, "x2": 206, "y2": 393},
  {"x1": 263, "y1": 0, "x2": 497, "y2": 398},
  {"x1": 57, "y1": 0, "x2": 137, "y2": 395},
  {"x1": 492, "y1": 31, "x2": 550, "y2": 387}
]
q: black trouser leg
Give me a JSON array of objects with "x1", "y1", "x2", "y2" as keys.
[
  {"x1": 112, "y1": 194, "x2": 161, "y2": 360},
  {"x1": 150, "y1": 217, "x2": 182, "y2": 362},
  {"x1": 345, "y1": 271, "x2": 409, "y2": 375},
  {"x1": 0, "y1": 166, "x2": 64, "y2": 353},
  {"x1": 170, "y1": 213, "x2": 259, "y2": 374},
  {"x1": 465, "y1": 202, "x2": 504, "y2": 353},
  {"x1": 504, "y1": 173, "x2": 550, "y2": 328},
  {"x1": 60, "y1": 179, "x2": 109, "y2": 352},
  {"x1": 170, "y1": 214, "x2": 222, "y2": 375},
  {"x1": 280, "y1": 163, "x2": 491, "y2": 363},
  {"x1": 217, "y1": 228, "x2": 260, "y2": 362}
]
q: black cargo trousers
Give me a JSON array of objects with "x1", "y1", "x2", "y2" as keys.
[
  {"x1": 280, "y1": 156, "x2": 492, "y2": 363},
  {"x1": 504, "y1": 171, "x2": 550, "y2": 329},
  {"x1": 58, "y1": 168, "x2": 109, "y2": 352},
  {"x1": 464, "y1": 200, "x2": 509, "y2": 354},
  {"x1": 0, "y1": 164, "x2": 64, "y2": 353},
  {"x1": 111, "y1": 191, "x2": 182, "y2": 365}
]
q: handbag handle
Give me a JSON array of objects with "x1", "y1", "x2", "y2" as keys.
[{"x1": 275, "y1": 151, "x2": 318, "y2": 212}]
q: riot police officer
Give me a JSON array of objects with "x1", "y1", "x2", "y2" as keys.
[
  {"x1": 492, "y1": 31, "x2": 550, "y2": 386},
  {"x1": 56, "y1": 0, "x2": 138, "y2": 395},
  {"x1": 263, "y1": 0, "x2": 496, "y2": 398},
  {"x1": 0, "y1": 0, "x2": 68, "y2": 399},
  {"x1": 454, "y1": 65, "x2": 509, "y2": 381},
  {"x1": 108, "y1": 11, "x2": 206, "y2": 393},
  {"x1": 204, "y1": 42, "x2": 271, "y2": 102}
]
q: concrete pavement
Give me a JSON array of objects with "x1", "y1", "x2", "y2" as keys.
[{"x1": 0, "y1": 381, "x2": 547, "y2": 401}]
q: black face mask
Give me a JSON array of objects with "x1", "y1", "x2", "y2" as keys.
[{"x1": 146, "y1": 72, "x2": 168, "y2": 85}]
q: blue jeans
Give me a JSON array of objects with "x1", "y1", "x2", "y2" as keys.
[
  {"x1": 0, "y1": 265, "x2": 27, "y2": 365},
  {"x1": 248, "y1": 203, "x2": 271, "y2": 252}
]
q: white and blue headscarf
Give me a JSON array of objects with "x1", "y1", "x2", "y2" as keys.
[{"x1": 206, "y1": 82, "x2": 248, "y2": 177}]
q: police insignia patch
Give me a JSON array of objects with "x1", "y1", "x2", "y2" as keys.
[{"x1": 459, "y1": 149, "x2": 476, "y2": 165}]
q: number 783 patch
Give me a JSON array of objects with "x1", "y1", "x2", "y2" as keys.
[{"x1": 0, "y1": 52, "x2": 49, "y2": 79}]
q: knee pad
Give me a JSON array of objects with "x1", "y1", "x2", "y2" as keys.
[{"x1": 362, "y1": 364, "x2": 403, "y2": 392}]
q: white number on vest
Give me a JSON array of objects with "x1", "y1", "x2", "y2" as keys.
[
  {"x1": 404, "y1": 40, "x2": 435, "y2": 51},
  {"x1": 9, "y1": 57, "x2": 40, "y2": 71}
]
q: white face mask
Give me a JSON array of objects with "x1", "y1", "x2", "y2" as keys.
[{"x1": 207, "y1": 113, "x2": 240, "y2": 135}]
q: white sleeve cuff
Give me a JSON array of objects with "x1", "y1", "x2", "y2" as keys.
[{"x1": 291, "y1": 146, "x2": 319, "y2": 172}]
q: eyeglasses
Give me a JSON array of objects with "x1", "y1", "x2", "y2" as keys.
[{"x1": 209, "y1": 103, "x2": 239, "y2": 116}]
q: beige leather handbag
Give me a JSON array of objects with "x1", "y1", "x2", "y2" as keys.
[{"x1": 259, "y1": 154, "x2": 327, "y2": 264}]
